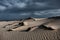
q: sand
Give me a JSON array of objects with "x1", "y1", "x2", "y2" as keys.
[
  {"x1": 0, "y1": 29, "x2": 60, "y2": 40},
  {"x1": 0, "y1": 17, "x2": 60, "y2": 40}
]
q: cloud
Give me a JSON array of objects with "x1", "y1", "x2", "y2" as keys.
[
  {"x1": 40, "y1": 9, "x2": 60, "y2": 14},
  {"x1": 0, "y1": 0, "x2": 49, "y2": 10},
  {"x1": 33, "y1": 11, "x2": 42, "y2": 15},
  {"x1": 39, "y1": 9, "x2": 60, "y2": 17},
  {"x1": 20, "y1": 13, "x2": 31, "y2": 15},
  {"x1": 0, "y1": 9, "x2": 60, "y2": 20},
  {"x1": 0, "y1": 5, "x2": 6, "y2": 10},
  {"x1": 14, "y1": 2, "x2": 27, "y2": 8},
  {"x1": 35, "y1": 2, "x2": 48, "y2": 7},
  {"x1": 0, "y1": 0, "x2": 60, "y2": 12}
]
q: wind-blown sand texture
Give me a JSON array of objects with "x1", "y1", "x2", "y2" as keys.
[
  {"x1": 0, "y1": 16, "x2": 60, "y2": 40},
  {"x1": 0, "y1": 29, "x2": 60, "y2": 40}
]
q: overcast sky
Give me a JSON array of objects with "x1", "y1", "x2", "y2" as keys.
[
  {"x1": 0, "y1": 0, "x2": 60, "y2": 11},
  {"x1": 0, "y1": 0, "x2": 60, "y2": 20}
]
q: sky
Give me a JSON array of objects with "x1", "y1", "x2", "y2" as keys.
[
  {"x1": 0, "y1": 0, "x2": 60, "y2": 20},
  {"x1": 0, "y1": 0, "x2": 60, "y2": 11}
]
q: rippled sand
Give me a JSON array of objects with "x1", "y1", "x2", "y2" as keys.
[{"x1": 0, "y1": 29, "x2": 60, "y2": 40}]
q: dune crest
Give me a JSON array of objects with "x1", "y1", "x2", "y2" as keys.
[{"x1": 0, "y1": 16, "x2": 60, "y2": 32}]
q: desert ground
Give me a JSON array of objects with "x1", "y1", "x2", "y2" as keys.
[{"x1": 0, "y1": 16, "x2": 60, "y2": 40}]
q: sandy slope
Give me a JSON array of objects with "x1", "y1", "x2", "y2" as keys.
[{"x1": 0, "y1": 29, "x2": 60, "y2": 40}]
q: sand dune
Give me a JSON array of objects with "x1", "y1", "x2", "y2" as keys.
[
  {"x1": 0, "y1": 16, "x2": 60, "y2": 40},
  {"x1": 10, "y1": 16, "x2": 60, "y2": 31}
]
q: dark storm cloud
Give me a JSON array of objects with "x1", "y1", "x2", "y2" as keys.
[
  {"x1": 0, "y1": 0, "x2": 60, "y2": 20},
  {"x1": 0, "y1": 0, "x2": 60, "y2": 12}
]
